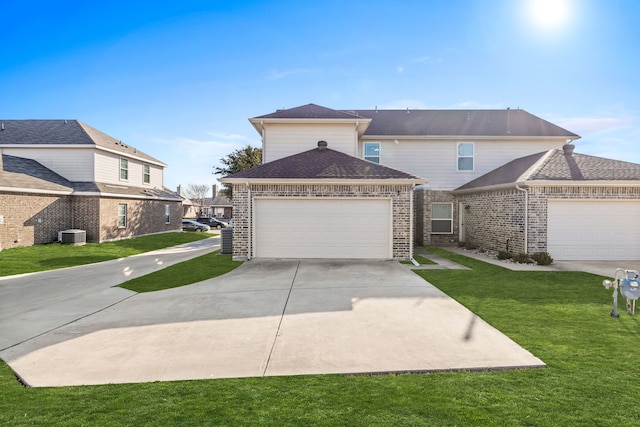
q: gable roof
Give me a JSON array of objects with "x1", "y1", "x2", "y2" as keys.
[
  {"x1": 0, "y1": 154, "x2": 73, "y2": 193},
  {"x1": 0, "y1": 120, "x2": 165, "y2": 166},
  {"x1": 220, "y1": 143, "x2": 425, "y2": 183},
  {"x1": 250, "y1": 104, "x2": 580, "y2": 139},
  {"x1": 455, "y1": 145, "x2": 640, "y2": 192}
]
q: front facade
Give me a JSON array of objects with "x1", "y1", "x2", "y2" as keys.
[
  {"x1": 0, "y1": 120, "x2": 182, "y2": 249},
  {"x1": 224, "y1": 104, "x2": 639, "y2": 261}
]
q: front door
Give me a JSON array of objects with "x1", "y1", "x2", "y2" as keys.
[{"x1": 458, "y1": 202, "x2": 466, "y2": 242}]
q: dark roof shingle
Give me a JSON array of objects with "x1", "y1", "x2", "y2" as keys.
[
  {"x1": 0, "y1": 120, "x2": 164, "y2": 165},
  {"x1": 222, "y1": 145, "x2": 424, "y2": 181},
  {"x1": 0, "y1": 154, "x2": 73, "y2": 192}
]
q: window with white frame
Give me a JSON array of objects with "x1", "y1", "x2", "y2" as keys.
[
  {"x1": 120, "y1": 158, "x2": 129, "y2": 181},
  {"x1": 143, "y1": 164, "x2": 151, "y2": 184},
  {"x1": 165, "y1": 204, "x2": 171, "y2": 224},
  {"x1": 117, "y1": 204, "x2": 127, "y2": 228},
  {"x1": 431, "y1": 203, "x2": 453, "y2": 234},
  {"x1": 457, "y1": 142, "x2": 474, "y2": 171},
  {"x1": 364, "y1": 142, "x2": 381, "y2": 163}
]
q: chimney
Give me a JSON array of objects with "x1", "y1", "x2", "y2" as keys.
[
  {"x1": 177, "y1": 185, "x2": 184, "y2": 196},
  {"x1": 317, "y1": 140, "x2": 328, "y2": 150},
  {"x1": 562, "y1": 143, "x2": 575, "y2": 156},
  {"x1": 212, "y1": 184, "x2": 217, "y2": 199}
]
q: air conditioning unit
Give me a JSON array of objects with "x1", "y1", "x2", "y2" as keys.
[{"x1": 59, "y1": 229, "x2": 86, "y2": 245}]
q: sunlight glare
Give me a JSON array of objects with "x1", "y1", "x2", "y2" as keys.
[{"x1": 529, "y1": 0, "x2": 571, "y2": 30}]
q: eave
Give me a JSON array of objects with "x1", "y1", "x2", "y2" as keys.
[{"x1": 219, "y1": 177, "x2": 427, "y2": 186}]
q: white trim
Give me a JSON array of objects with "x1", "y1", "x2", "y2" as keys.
[
  {"x1": 431, "y1": 202, "x2": 454, "y2": 234},
  {"x1": 456, "y1": 142, "x2": 474, "y2": 172},
  {"x1": 363, "y1": 141, "x2": 381, "y2": 163}
]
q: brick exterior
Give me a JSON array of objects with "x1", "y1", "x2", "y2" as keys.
[
  {"x1": 0, "y1": 191, "x2": 182, "y2": 249},
  {"x1": 231, "y1": 183, "x2": 414, "y2": 260},
  {"x1": 414, "y1": 188, "x2": 459, "y2": 247},
  {"x1": 455, "y1": 185, "x2": 640, "y2": 256}
]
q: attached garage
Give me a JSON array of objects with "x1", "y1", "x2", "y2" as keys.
[
  {"x1": 547, "y1": 200, "x2": 640, "y2": 261},
  {"x1": 254, "y1": 198, "x2": 391, "y2": 259}
]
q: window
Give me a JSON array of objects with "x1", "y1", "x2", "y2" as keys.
[
  {"x1": 143, "y1": 164, "x2": 150, "y2": 184},
  {"x1": 117, "y1": 204, "x2": 127, "y2": 228},
  {"x1": 165, "y1": 205, "x2": 171, "y2": 224},
  {"x1": 364, "y1": 142, "x2": 380, "y2": 163},
  {"x1": 431, "y1": 203, "x2": 453, "y2": 234},
  {"x1": 457, "y1": 142, "x2": 474, "y2": 171},
  {"x1": 120, "y1": 158, "x2": 129, "y2": 181}
]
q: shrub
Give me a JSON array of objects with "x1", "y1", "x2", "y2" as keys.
[
  {"x1": 513, "y1": 252, "x2": 533, "y2": 264},
  {"x1": 531, "y1": 251, "x2": 554, "y2": 265},
  {"x1": 497, "y1": 251, "x2": 513, "y2": 260}
]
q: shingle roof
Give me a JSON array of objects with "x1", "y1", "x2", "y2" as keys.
[
  {"x1": 253, "y1": 103, "x2": 361, "y2": 120},
  {"x1": 455, "y1": 146, "x2": 640, "y2": 192},
  {"x1": 251, "y1": 104, "x2": 579, "y2": 139},
  {"x1": 222, "y1": 144, "x2": 425, "y2": 182},
  {"x1": 0, "y1": 120, "x2": 164, "y2": 165},
  {"x1": 348, "y1": 109, "x2": 579, "y2": 138},
  {"x1": 0, "y1": 154, "x2": 74, "y2": 192}
]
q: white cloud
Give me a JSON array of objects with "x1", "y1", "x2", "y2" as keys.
[
  {"x1": 554, "y1": 115, "x2": 634, "y2": 134},
  {"x1": 268, "y1": 68, "x2": 315, "y2": 80}
]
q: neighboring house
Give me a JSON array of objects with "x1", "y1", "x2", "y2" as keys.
[
  {"x1": 220, "y1": 103, "x2": 640, "y2": 261},
  {"x1": 0, "y1": 120, "x2": 183, "y2": 249},
  {"x1": 204, "y1": 185, "x2": 233, "y2": 219}
]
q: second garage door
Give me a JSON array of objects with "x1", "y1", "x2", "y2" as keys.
[
  {"x1": 253, "y1": 198, "x2": 392, "y2": 259},
  {"x1": 547, "y1": 200, "x2": 640, "y2": 260}
]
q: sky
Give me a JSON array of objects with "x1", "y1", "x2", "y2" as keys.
[{"x1": 1, "y1": 0, "x2": 639, "y2": 192}]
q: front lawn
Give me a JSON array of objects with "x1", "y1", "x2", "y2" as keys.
[
  {"x1": 1, "y1": 248, "x2": 638, "y2": 426},
  {"x1": 0, "y1": 232, "x2": 211, "y2": 277}
]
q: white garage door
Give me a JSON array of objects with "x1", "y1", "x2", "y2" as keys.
[
  {"x1": 547, "y1": 200, "x2": 640, "y2": 260},
  {"x1": 253, "y1": 198, "x2": 392, "y2": 259}
]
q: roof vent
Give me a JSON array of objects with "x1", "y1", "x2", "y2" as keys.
[
  {"x1": 562, "y1": 143, "x2": 575, "y2": 156},
  {"x1": 317, "y1": 140, "x2": 328, "y2": 150}
]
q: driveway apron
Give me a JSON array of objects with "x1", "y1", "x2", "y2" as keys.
[{"x1": 1, "y1": 258, "x2": 544, "y2": 387}]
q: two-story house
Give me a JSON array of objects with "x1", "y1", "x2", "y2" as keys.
[
  {"x1": 0, "y1": 120, "x2": 183, "y2": 249},
  {"x1": 220, "y1": 104, "x2": 640, "y2": 261}
]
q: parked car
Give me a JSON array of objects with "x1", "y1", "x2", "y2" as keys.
[
  {"x1": 182, "y1": 220, "x2": 210, "y2": 232},
  {"x1": 196, "y1": 217, "x2": 228, "y2": 229}
]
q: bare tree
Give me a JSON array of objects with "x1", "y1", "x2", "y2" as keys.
[{"x1": 184, "y1": 184, "x2": 210, "y2": 215}]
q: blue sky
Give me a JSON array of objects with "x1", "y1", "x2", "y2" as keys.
[{"x1": 1, "y1": 0, "x2": 639, "y2": 191}]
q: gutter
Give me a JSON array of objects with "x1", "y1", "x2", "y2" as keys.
[{"x1": 515, "y1": 183, "x2": 528, "y2": 254}]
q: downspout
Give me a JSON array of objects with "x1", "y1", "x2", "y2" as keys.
[
  {"x1": 515, "y1": 183, "x2": 528, "y2": 254},
  {"x1": 409, "y1": 183, "x2": 419, "y2": 265},
  {"x1": 246, "y1": 181, "x2": 252, "y2": 259}
]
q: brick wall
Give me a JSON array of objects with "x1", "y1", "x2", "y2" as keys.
[
  {"x1": 231, "y1": 183, "x2": 414, "y2": 260},
  {"x1": 414, "y1": 189, "x2": 458, "y2": 247},
  {"x1": 0, "y1": 192, "x2": 73, "y2": 249},
  {"x1": 0, "y1": 191, "x2": 182, "y2": 249},
  {"x1": 98, "y1": 198, "x2": 183, "y2": 242},
  {"x1": 456, "y1": 188, "x2": 526, "y2": 254},
  {"x1": 455, "y1": 185, "x2": 640, "y2": 255}
]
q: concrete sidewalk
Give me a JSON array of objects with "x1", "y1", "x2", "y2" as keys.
[
  {"x1": 0, "y1": 236, "x2": 220, "y2": 351},
  {"x1": 1, "y1": 258, "x2": 544, "y2": 387}
]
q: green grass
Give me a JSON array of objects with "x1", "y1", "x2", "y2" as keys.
[
  {"x1": 119, "y1": 250, "x2": 242, "y2": 292},
  {"x1": 2, "y1": 248, "x2": 640, "y2": 426},
  {"x1": 0, "y1": 233, "x2": 211, "y2": 277}
]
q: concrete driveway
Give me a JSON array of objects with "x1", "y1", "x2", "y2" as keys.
[{"x1": 1, "y1": 255, "x2": 544, "y2": 387}]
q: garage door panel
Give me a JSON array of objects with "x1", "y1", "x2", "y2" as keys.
[
  {"x1": 548, "y1": 201, "x2": 640, "y2": 260},
  {"x1": 254, "y1": 198, "x2": 392, "y2": 259}
]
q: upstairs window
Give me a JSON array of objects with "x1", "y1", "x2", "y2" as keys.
[
  {"x1": 120, "y1": 158, "x2": 129, "y2": 181},
  {"x1": 143, "y1": 164, "x2": 151, "y2": 184},
  {"x1": 364, "y1": 142, "x2": 380, "y2": 163},
  {"x1": 457, "y1": 142, "x2": 474, "y2": 171},
  {"x1": 431, "y1": 203, "x2": 453, "y2": 234}
]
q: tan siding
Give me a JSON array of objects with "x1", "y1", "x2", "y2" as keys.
[
  {"x1": 264, "y1": 123, "x2": 357, "y2": 162},
  {"x1": 3, "y1": 147, "x2": 95, "y2": 181},
  {"x1": 95, "y1": 152, "x2": 164, "y2": 188}
]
